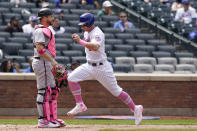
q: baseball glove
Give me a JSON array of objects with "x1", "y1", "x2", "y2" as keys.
[{"x1": 52, "y1": 65, "x2": 68, "y2": 88}]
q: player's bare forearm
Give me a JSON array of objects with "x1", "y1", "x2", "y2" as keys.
[{"x1": 35, "y1": 43, "x2": 58, "y2": 68}]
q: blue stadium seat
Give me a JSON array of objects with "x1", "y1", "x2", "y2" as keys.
[{"x1": 113, "y1": 64, "x2": 132, "y2": 73}]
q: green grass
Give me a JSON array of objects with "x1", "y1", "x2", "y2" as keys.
[
  {"x1": 98, "y1": 129, "x2": 196, "y2": 131},
  {"x1": 0, "y1": 119, "x2": 197, "y2": 125}
]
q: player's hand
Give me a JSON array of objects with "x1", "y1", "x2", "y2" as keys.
[
  {"x1": 72, "y1": 33, "x2": 80, "y2": 43},
  {"x1": 51, "y1": 59, "x2": 58, "y2": 71}
]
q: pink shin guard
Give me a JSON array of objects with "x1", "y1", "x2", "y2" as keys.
[
  {"x1": 49, "y1": 87, "x2": 60, "y2": 121},
  {"x1": 68, "y1": 82, "x2": 83, "y2": 103},
  {"x1": 118, "y1": 91, "x2": 135, "y2": 112},
  {"x1": 43, "y1": 86, "x2": 51, "y2": 121}
]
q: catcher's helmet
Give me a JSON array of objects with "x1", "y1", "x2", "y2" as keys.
[
  {"x1": 78, "y1": 13, "x2": 94, "y2": 28},
  {"x1": 37, "y1": 8, "x2": 53, "y2": 19}
]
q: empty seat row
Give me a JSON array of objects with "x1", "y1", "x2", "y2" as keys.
[
  {"x1": 115, "y1": 57, "x2": 197, "y2": 67},
  {"x1": 113, "y1": 63, "x2": 197, "y2": 73}
]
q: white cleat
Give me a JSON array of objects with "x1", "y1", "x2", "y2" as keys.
[
  {"x1": 53, "y1": 119, "x2": 66, "y2": 127},
  {"x1": 38, "y1": 119, "x2": 60, "y2": 128},
  {"x1": 134, "y1": 105, "x2": 143, "y2": 125},
  {"x1": 67, "y1": 103, "x2": 87, "y2": 116}
]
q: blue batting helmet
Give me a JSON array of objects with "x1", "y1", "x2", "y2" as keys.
[{"x1": 78, "y1": 13, "x2": 94, "y2": 28}]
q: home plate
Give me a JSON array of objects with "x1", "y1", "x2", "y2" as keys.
[{"x1": 74, "y1": 115, "x2": 160, "y2": 120}]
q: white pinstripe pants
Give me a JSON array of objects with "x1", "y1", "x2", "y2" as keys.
[{"x1": 67, "y1": 60, "x2": 122, "y2": 97}]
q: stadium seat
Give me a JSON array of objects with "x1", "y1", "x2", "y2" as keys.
[
  {"x1": 5, "y1": 55, "x2": 26, "y2": 63},
  {"x1": 102, "y1": 28, "x2": 121, "y2": 34},
  {"x1": 64, "y1": 27, "x2": 79, "y2": 33},
  {"x1": 56, "y1": 44, "x2": 68, "y2": 51},
  {"x1": 113, "y1": 45, "x2": 134, "y2": 52},
  {"x1": 125, "y1": 39, "x2": 145, "y2": 46},
  {"x1": 18, "y1": 49, "x2": 34, "y2": 57},
  {"x1": 0, "y1": 8, "x2": 9, "y2": 13},
  {"x1": 130, "y1": 51, "x2": 151, "y2": 57},
  {"x1": 62, "y1": 50, "x2": 83, "y2": 57},
  {"x1": 105, "y1": 33, "x2": 115, "y2": 39},
  {"x1": 157, "y1": 57, "x2": 177, "y2": 66},
  {"x1": 105, "y1": 39, "x2": 123, "y2": 45},
  {"x1": 62, "y1": 14, "x2": 79, "y2": 21},
  {"x1": 133, "y1": 64, "x2": 154, "y2": 73},
  {"x1": 157, "y1": 45, "x2": 176, "y2": 53},
  {"x1": 136, "y1": 45, "x2": 156, "y2": 52},
  {"x1": 2, "y1": 43, "x2": 23, "y2": 55},
  {"x1": 70, "y1": 9, "x2": 87, "y2": 15},
  {"x1": 175, "y1": 64, "x2": 196, "y2": 73},
  {"x1": 55, "y1": 33, "x2": 72, "y2": 38},
  {"x1": 0, "y1": 32, "x2": 10, "y2": 38},
  {"x1": 147, "y1": 39, "x2": 167, "y2": 46},
  {"x1": 24, "y1": 43, "x2": 33, "y2": 49},
  {"x1": 102, "y1": 15, "x2": 119, "y2": 22},
  {"x1": 59, "y1": 3, "x2": 76, "y2": 9},
  {"x1": 105, "y1": 44, "x2": 112, "y2": 52},
  {"x1": 136, "y1": 57, "x2": 157, "y2": 66},
  {"x1": 13, "y1": 32, "x2": 31, "y2": 38},
  {"x1": 113, "y1": 64, "x2": 132, "y2": 73},
  {"x1": 71, "y1": 56, "x2": 87, "y2": 64},
  {"x1": 115, "y1": 33, "x2": 134, "y2": 39},
  {"x1": 152, "y1": 51, "x2": 171, "y2": 58},
  {"x1": 135, "y1": 33, "x2": 155, "y2": 40},
  {"x1": 56, "y1": 51, "x2": 61, "y2": 56},
  {"x1": 108, "y1": 51, "x2": 128, "y2": 57},
  {"x1": 70, "y1": 44, "x2": 84, "y2": 51},
  {"x1": 125, "y1": 28, "x2": 141, "y2": 34},
  {"x1": 55, "y1": 56, "x2": 70, "y2": 64},
  {"x1": 115, "y1": 57, "x2": 135, "y2": 65},
  {"x1": 174, "y1": 52, "x2": 194, "y2": 58},
  {"x1": 94, "y1": 21, "x2": 108, "y2": 28},
  {"x1": 179, "y1": 58, "x2": 197, "y2": 67},
  {"x1": 55, "y1": 38, "x2": 73, "y2": 44},
  {"x1": 154, "y1": 64, "x2": 175, "y2": 73},
  {"x1": 0, "y1": 2, "x2": 15, "y2": 8},
  {"x1": 8, "y1": 37, "x2": 29, "y2": 44}
]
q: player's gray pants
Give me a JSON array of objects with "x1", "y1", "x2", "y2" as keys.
[
  {"x1": 67, "y1": 60, "x2": 122, "y2": 97},
  {"x1": 32, "y1": 58, "x2": 55, "y2": 119}
]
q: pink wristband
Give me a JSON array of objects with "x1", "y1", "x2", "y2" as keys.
[
  {"x1": 79, "y1": 39, "x2": 88, "y2": 47},
  {"x1": 38, "y1": 48, "x2": 47, "y2": 55}
]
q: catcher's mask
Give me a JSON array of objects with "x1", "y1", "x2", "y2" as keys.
[{"x1": 78, "y1": 13, "x2": 95, "y2": 28}]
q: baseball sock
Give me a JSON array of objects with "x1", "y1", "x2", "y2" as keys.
[
  {"x1": 118, "y1": 91, "x2": 135, "y2": 112},
  {"x1": 68, "y1": 81, "x2": 83, "y2": 103}
]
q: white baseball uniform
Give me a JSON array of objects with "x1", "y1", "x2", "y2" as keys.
[
  {"x1": 175, "y1": 6, "x2": 197, "y2": 24},
  {"x1": 68, "y1": 26, "x2": 122, "y2": 97}
]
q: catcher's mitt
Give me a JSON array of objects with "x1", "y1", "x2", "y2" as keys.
[{"x1": 52, "y1": 65, "x2": 68, "y2": 88}]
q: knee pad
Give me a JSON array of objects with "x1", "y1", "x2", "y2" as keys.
[
  {"x1": 49, "y1": 86, "x2": 60, "y2": 121},
  {"x1": 37, "y1": 86, "x2": 51, "y2": 120}
]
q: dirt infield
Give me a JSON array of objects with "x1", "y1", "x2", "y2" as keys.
[
  {"x1": 1, "y1": 125, "x2": 197, "y2": 131},
  {"x1": 1, "y1": 116, "x2": 197, "y2": 131}
]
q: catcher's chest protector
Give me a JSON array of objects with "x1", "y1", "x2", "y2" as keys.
[{"x1": 35, "y1": 25, "x2": 56, "y2": 57}]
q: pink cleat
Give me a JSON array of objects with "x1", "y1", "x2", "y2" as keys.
[
  {"x1": 67, "y1": 103, "x2": 87, "y2": 116},
  {"x1": 134, "y1": 105, "x2": 143, "y2": 125}
]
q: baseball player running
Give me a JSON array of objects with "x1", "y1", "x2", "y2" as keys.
[
  {"x1": 67, "y1": 13, "x2": 143, "y2": 125},
  {"x1": 32, "y1": 8, "x2": 66, "y2": 128}
]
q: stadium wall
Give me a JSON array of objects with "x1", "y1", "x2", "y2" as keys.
[{"x1": 0, "y1": 73, "x2": 197, "y2": 116}]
